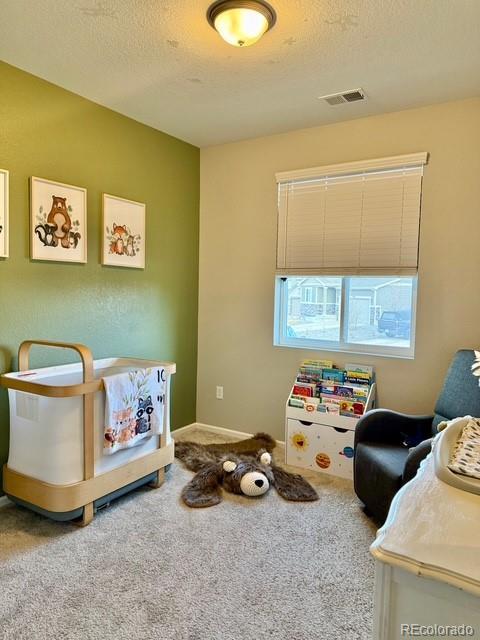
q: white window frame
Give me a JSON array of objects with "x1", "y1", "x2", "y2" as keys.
[{"x1": 274, "y1": 275, "x2": 418, "y2": 359}]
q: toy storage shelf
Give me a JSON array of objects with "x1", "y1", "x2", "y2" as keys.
[{"x1": 285, "y1": 383, "x2": 376, "y2": 480}]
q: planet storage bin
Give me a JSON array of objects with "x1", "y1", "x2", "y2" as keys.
[
  {"x1": 287, "y1": 419, "x2": 356, "y2": 479},
  {"x1": 1, "y1": 340, "x2": 175, "y2": 525}
]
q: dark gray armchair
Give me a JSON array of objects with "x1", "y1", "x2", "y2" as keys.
[{"x1": 354, "y1": 350, "x2": 480, "y2": 524}]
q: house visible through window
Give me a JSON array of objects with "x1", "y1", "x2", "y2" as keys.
[
  {"x1": 276, "y1": 275, "x2": 416, "y2": 357},
  {"x1": 274, "y1": 152, "x2": 427, "y2": 358}
]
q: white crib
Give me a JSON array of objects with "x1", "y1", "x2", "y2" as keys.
[{"x1": 1, "y1": 340, "x2": 175, "y2": 525}]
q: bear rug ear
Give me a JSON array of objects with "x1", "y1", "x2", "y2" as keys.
[
  {"x1": 271, "y1": 466, "x2": 318, "y2": 502},
  {"x1": 181, "y1": 464, "x2": 223, "y2": 508}
]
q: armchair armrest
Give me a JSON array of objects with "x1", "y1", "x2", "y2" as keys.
[
  {"x1": 354, "y1": 409, "x2": 434, "y2": 447},
  {"x1": 403, "y1": 438, "x2": 433, "y2": 484}
]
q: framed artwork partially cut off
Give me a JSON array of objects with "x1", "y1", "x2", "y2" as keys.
[{"x1": 0, "y1": 169, "x2": 9, "y2": 258}]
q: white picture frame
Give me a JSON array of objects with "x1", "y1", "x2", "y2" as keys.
[
  {"x1": 102, "y1": 193, "x2": 146, "y2": 269},
  {"x1": 0, "y1": 169, "x2": 9, "y2": 258},
  {"x1": 30, "y1": 176, "x2": 87, "y2": 263}
]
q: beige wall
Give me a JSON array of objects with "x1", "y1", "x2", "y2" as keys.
[{"x1": 198, "y1": 98, "x2": 480, "y2": 440}]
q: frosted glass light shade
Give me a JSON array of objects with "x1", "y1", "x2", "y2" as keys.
[
  {"x1": 214, "y1": 8, "x2": 268, "y2": 47},
  {"x1": 207, "y1": 1, "x2": 276, "y2": 47}
]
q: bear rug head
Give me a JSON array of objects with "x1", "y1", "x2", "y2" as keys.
[{"x1": 175, "y1": 432, "x2": 318, "y2": 508}]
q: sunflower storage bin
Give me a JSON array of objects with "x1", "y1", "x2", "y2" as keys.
[{"x1": 1, "y1": 340, "x2": 175, "y2": 525}]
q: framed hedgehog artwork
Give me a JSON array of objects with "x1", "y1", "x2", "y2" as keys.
[
  {"x1": 102, "y1": 193, "x2": 145, "y2": 269},
  {"x1": 0, "y1": 169, "x2": 8, "y2": 258},
  {"x1": 30, "y1": 176, "x2": 87, "y2": 263}
]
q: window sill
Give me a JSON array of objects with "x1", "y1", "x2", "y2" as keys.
[{"x1": 273, "y1": 339, "x2": 415, "y2": 360}]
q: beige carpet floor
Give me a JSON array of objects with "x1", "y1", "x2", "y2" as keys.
[{"x1": 0, "y1": 428, "x2": 376, "y2": 640}]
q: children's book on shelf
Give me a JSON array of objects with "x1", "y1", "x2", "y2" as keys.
[
  {"x1": 288, "y1": 359, "x2": 375, "y2": 419},
  {"x1": 292, "y1": 382, "x2": 315, "y2": 397}
]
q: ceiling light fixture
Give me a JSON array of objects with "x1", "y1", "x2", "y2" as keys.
[{"x1": 207, "y1": 0, "x2": 276, "y2": 47}]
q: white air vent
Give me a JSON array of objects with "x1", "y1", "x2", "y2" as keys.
[{"x1": 319, "y1": 88, "x2": 366, "y2": 106}]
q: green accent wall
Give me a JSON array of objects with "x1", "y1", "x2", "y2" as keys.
[{"x1": 0, "y1": 61, "x2": 200, "y2": 480}]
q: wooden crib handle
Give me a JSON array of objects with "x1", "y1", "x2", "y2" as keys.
[
  {"x1": 17, "y1": 340, "x2": 95, "y2": 508},
  {"x1": 18, "y1": 340, "x2": 94, "y2": 383}
]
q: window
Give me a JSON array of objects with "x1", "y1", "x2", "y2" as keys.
[
  {"x1": 275, "y1": 275, "x2": 417, "y2": 357},
  {"x1": 302, "y1": 286, "x2": 313, "y2": 303},
  {"x1": 273, "y1": 153, "x2": 427, "y2": 358}
]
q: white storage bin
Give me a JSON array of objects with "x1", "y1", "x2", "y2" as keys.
[{"x1": 286, "y1": 418, "x2": 355, "y2": 479}]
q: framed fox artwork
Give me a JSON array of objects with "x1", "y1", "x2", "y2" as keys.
[{"x1": 102, "y1": 193, "x2": 146, "y2": 269}]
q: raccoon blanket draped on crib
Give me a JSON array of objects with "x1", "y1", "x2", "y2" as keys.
[{"x1": 103, "y1": 367, "x2": 166, "y2": 455}]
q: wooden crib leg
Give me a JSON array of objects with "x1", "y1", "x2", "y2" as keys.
[
  {"x1": 82, "y1": 502, "x2": 94, "y2": 525},
  {"x1": 149, "y1": 430, "x2": 167, "y2": 489},
  {"x1": 149, "y1": 468, "x2": 165, "y2": 489},
  {"x1": 73, "y1": 502, "x2": 94, "y2": 527}
]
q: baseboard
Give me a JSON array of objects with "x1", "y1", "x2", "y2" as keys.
[
  {"x1": 0, "y1": 495, "x2": 11, "y2": 508},
  {"x1": 172, "y1": 422, "x2": 285, "y2": 447},
  {"x1": 170, "y1": 423, "x2": 199, "y2": 437}
]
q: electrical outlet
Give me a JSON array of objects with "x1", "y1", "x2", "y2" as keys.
[{"x1": 216, "y1": 386, "x2": 224, "y2": 400}]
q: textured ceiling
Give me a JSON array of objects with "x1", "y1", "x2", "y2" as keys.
[{"x1": 0, "y1": 0, "x2": 479, "y2": 147}]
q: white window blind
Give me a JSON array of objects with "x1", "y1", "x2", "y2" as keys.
[{"x1": 276, "y1": 152, "x2": 428, "y2": 275}]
